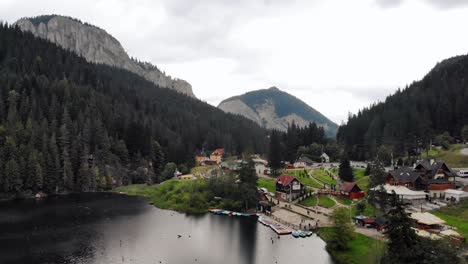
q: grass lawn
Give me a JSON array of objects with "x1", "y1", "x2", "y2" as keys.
[
  {"x1": 313, "y1": 169, "x2": 337, "y2": 185},
  {"x1": 351, "y1": 200, "x2": 381, "y2": 217},
  {"x1": 115, "y1": 180, "x2": 212, "y2": 213},
  {"x1": 318, "y1": 227, "x2": 385, "y2": 264},
  {"x1": 318, "y1": 195, "x2": 336, "y2": 208},
  {"x1": 285, "y1": 169, "x2": 325, "y2": 189},
  {"x1": 355, "y1": 176, "x2": 370, "y2": 193},
  {"x1": 191, "y1": 165, "x2": 217, "y2": 175},
  {"x1": 257, "y1": 178, "x2": 276, "y2": 193},
  {"x1": 300, "y1": 195, "x2": 318, "y2": 207},
  {"x1": 353, "y1": 168, "x2": 366, "y2": 181},
  {"x1": 335, "y1": 196, "x2": 353, "y2": 206},
  {"x1": 423, "y1": 144, "x2": 468, "y2": 168},
  {"x1": 433, "y1": 200, "x2": 468, "y2": 239}
]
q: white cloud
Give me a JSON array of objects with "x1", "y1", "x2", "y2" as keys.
[{"x1": 2, "y1": 0, "x2": 468, "y2": 124}]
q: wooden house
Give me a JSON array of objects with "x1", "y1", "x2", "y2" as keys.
[
  {"x1": 275, "y1": 174, "x2": 305, "y2": 202},
  {"x1": 339, "y1": 182, "x2": 365, "y2": 199},
  {"x1": 210, "y1": 148, "x2": 225, "y2": 164}
]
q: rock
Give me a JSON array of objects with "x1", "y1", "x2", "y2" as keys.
[{"x1": 14, "y1": 15, "x2": 196, "y2": 98}]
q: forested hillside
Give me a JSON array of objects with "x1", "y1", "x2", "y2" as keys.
[
  {"x1": 337, "y1": 54, "x2": 468, "y2": 161},
  {"x1": 0, "y1": 24, "x2": 268, "y2": 196}
]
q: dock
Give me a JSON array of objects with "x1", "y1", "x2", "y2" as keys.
[{"x1": 258, "y1": 215, "x2": 292, "y2": 235}]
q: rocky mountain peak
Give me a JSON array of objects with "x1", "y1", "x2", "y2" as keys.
[{"x1": 14, "y1": 15, "x2": 196, "y2": 98}]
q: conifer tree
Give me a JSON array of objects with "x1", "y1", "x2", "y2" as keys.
[{"x1": 338, "y1": 155, "x2": 354, "y2": 182}]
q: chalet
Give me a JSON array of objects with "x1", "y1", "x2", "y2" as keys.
[
  {"x1": 294, "y1": 156, "x2": 314, "y2": 168},
  {"x1": 210, "y1": 148, "x2": 225, "y2": 164},
  {"x1": 320, "y1": 153, "x2": 330, "y2": 163},
  {"x1": 385, "y1": 167, "x2": 424, "y2": 189},
  {"x1": 414, "y1": 161, "x2": 457, "y2": 198},
  {"x1": 275, "y1": 174, "x2": 305, "y2": 202},
  {"x1": 196, "y1": 155, "x2": 210, "y2": 166},
  {"x1": 339, "y1": 182, "x2": 365, "y2": 199}
]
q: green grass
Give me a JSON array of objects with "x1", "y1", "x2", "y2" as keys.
[
  {"x1": 300, "y1": 195, "x2": 318, "y2": 206},
  {"x1": 423, "y1": 144, "x2": 468, "y2": 168},
  {"x1": 115, "y1": 180, "x2": 213, "y2": 214},
  {"x1": 433, "y1": 200, "x2": 468, "y2": 239},
  {"x1": 285, "y1": 169, "x2": 325, "y2": 189},
  {"x1": 355, "y1": 176, "x2": 370, "y2": 193},
  {"x1": 351, "y1": 200, "x2": 381, "y2": 217},
  {"x1": 257, "y1": 178, "x2": 276, "y2": 193},
  {"x1": 352, "y1": 168, "x2": 366, "y2": 181},
  {"x1": 313, "y1": 169, "x2": 337, "y2": 185},
  {"x1": 318, "y1": 195, "x2": 336, "y2": 208},
  {"x1": 318, "y1": 227, "x2": 385, "y2": 264},
  {"x1": 335, "y1": 196, "x2": 353, "y2": 206},
  {"x1": 191, "y1": 165, "x2": 217, "y2": 175}
]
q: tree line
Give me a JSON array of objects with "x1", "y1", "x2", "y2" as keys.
[
  {"x1": 0, "y1": 23, "x2": 268, "y2": 197},
  {"x1": 337, "y1": 54, "x2": 468, "y2": 161}
]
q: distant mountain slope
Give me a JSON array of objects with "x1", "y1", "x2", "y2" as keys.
[
  {"x1": 218, "y1": 87, "x2": 338, "y2": 136},
  {"x1": 337, "y1": 54, "x2": 468, "y2": 160},
  {"x1": 14, "y1": 15, "x2": 195, "y2": 97}
]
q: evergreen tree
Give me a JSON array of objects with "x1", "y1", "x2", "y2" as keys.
[
  {"x1": 338, "y1": 156, "x2": 353, "y2": 182},
  {"x1": 4, "y1": 159, "x2": 21, "y2": 193},
  {"x1": 238, "y1": 157, "x2": 258, "y2": 211},
  {"x1": 268, "y1": 130, "x2": 283, "y2": 177}
]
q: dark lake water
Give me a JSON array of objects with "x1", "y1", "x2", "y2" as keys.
[{"x1": 0, "y1": 193, "x2": 332, "y2": 264}]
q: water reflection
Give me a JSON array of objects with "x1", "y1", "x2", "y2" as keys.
[{"x1": 0, "y1": 193, "x2": 332, "y2": 264}]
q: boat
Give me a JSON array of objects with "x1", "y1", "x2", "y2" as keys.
[
  {"x1": 299, "y1": 231, "x2": 307, "y2": 238},
  {"x1": 292, "y1": 231, "x2": 301, "y2": 238}
]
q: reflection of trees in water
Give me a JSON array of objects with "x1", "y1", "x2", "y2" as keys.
[{"x1": 238, "y1": 218, "x2": 258, "y2": 264}]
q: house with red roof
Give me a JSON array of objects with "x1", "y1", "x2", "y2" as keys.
[
  {"x1": 275, "y1": 174, "x2": 305, "y2": 201},
  {"x1": 210, "y1": 148, "x2": 225, "y2": 165},
  {"x1": 339, "y1": 181, "x2": 365, "y2": 199}
]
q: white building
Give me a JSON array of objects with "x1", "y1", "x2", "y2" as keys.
[
  {"x1": 371, "y1": 184, "x2": 427, "y2": 205},
  {"x1": 320, "y1": 153, "x2": 330, "y2": 163},
  {"x1": 444, "y1": 189, "x2": 468, "y2": 202}
]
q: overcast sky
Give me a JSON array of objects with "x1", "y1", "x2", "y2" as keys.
[{"x1": 2, "y1": 0, "x2": 468, "y2": 123}]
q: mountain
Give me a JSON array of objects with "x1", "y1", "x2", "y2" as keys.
[
  {"x1": 218, "y1": 87, "x2": 338, "y2": 136},
  {"x1": 337, "y1": 54, "x2": 468, "y2": 161},
  {"x1": 14, "y1": 15, "x2": 195, "y2": 97},
  {"x1": 0, "y1": 23, "x2": 267, "y2": 196}
]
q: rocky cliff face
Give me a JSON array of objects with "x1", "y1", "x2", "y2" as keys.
[
  {"x1": 15, "y1": 15, "x2": 195, "y2": 97},
  {"x1": 218, "y1": 87, "x2": 338, "y2": 136}
]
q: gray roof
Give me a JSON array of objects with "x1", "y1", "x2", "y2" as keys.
[{"x1": 388, "y1": 167, "x2": 422, "y2": 183}]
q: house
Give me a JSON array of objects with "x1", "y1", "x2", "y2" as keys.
[
  {"x1": 196, "y1": 155, "x2": 210, "y2": 166},
  {"x1": 410, "y1": 212, "x2": 445, "y2": 230},
  {"x1": 385, "y1": 160, "x2": 458, "y2": 199},
  {"x1": 444, "y1": 189, "x2": 468, "y2": 202},
  {"x1": 320, "y1": 153, "x2": 330, "y2": 163},
  {"x1": 179, "y1": 174, "x2": 196, "y2": 181},
  {"x1": 414, "y1": 160, "x2": 457, "y2": 198},
  {"x1": 385, "y1": 167, "x2": 424, "y2": 189},
  {"x1": 209, "y1": 148, "x2": 225, "y2": 164},
  {"x1": 294, "y1": 156, "x2": 314, "y2": 168},
  {"x1": 220, "y1": 160, "x2": 242, "y2": 174},
  {"x1": 370, "y1": 185, "x2": 427, "y2": 205},
  {"x1": 275, "y1": 174, "x2": 305, "y2": 202},
  {"x1": 339, "y1": 182, "x2": 365, "y2": 199}
]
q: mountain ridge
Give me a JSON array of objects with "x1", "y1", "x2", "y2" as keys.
[
  {"x1": 218, "y1": 87, "x2": 338, "y2": 136},
  {"x1": 14, "y1": 15, "x2": 196, "y2": 97}
]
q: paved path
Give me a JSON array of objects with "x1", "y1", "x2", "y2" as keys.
[{"x1": 461, "y1": 148, "x2": 468, "y2": 156}]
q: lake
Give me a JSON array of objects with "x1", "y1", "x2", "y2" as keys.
[{"x1": 0, "y1": 193, "x2": 332, "y2": 264}]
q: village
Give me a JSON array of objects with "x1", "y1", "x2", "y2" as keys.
[{"x1": 171, "y1": 148, "x2": 468, "y2": 248}]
